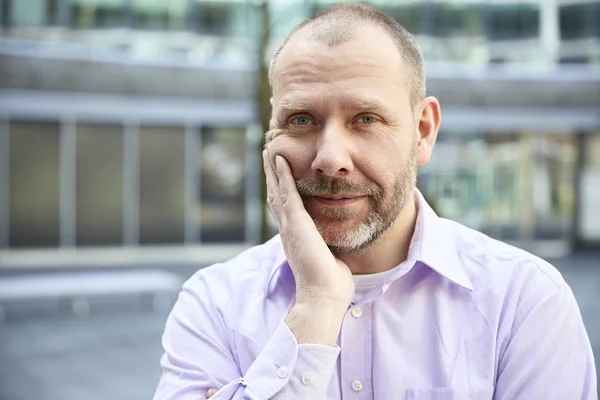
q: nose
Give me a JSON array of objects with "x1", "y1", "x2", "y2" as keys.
[{"x1": 310, "y1": 124, "x2": 354, "y2": 177}]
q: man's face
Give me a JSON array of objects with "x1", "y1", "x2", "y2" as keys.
[{"x1": 267, "y1": 25, "x2": 422, "y2": 252}]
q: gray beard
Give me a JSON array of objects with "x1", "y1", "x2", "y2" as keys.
[{"x1": 296, "y1": 156, "x2": 417, "y2": 253}]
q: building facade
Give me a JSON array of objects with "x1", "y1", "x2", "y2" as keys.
[{"x1": 0, "y1": 0, "x2": 599, "y2": 268}]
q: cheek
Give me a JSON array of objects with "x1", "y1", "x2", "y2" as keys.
[
  {"x1": 355, "y1": 141, "x2": 393, "y2": 172},
  {"x1": 354, "y1": 142, "x2": 408, "y2": 190},
  {"x1": 267, "y1": 136, "x2": 314, "y2": 177}
]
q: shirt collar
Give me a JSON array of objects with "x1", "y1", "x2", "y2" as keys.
[
  {"x1": 267, "y1": 188, "x2": 474, "y2": 295},
  {"x1": 408, "y1": 189, "x2": 474, "y2": 291}
]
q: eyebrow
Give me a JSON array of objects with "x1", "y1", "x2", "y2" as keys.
[
  {"x1": 277, "y1": 99, "x2": 316, "y2": 112},
  {"x1": 352, "y1": 99, "x2": 388, "y2": 111}
]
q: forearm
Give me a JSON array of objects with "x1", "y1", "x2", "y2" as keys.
[{"x1": 284, "y1": 300, "x2": 348, "y2": 347}]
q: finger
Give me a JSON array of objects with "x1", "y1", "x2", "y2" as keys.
[
  {"x1": 275, "y1": 155, "x2": 305, "y2": 218},
  {"x1": 263, "y1": 149, "x2": 281, "y2": 222},
  {"x1": 206, "y1": 388, "x2": 218, "y2": 398},
  {"x1": 263, "y1": 148, "x2": 279, "y2": 185}
]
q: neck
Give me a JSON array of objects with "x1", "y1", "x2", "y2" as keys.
[{"x1": 334, "y1": 192, "x2": 418, "y2": 275}]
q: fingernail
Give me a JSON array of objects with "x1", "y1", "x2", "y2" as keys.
[{"x1": 275, "y1": 155, "x2": 281, "y2": 167}]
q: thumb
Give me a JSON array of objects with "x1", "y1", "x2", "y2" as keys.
[{"x1": 207, "y1": 388, "x2": 219, "y2": 398}]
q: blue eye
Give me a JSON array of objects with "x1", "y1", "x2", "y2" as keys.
[
  {"x1": 359, "y1": 115, "x2": 376, "y2": 124},
  {"x1": 291, "y1": 116, "x2": 312, "y2": 125}
]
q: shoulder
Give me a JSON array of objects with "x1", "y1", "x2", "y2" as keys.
[
  {"x1": 437, "y1": 218, "x2": 572, "y2": 333},
  {"x1": 172, "y1": 236, "x2": 292, "y2": 342},
  {"x1": 182, "y1": 235, "x2": 286, "y2": 301},
  {"x1": 439, "y1": 217, "x2": 567, "y2": 296},
  {"x1": 438, "y1": 219, "x2": 580, "y2": 353}
]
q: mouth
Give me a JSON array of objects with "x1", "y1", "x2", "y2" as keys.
[{"x1": 312, "y1": 194, "x2": 365, "y2": 205}]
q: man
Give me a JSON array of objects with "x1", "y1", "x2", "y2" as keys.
[{"x1": 154, "y1": 3, "x2": 596, "y2": 399}]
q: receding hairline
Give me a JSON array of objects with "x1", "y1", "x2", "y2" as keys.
[{"x1": 268, "y1": 3, "x2": 426, "y2": 106}]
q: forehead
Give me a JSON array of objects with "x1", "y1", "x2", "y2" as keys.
[{"x1": 272, "y1": 24, "x2": 409, "y2": 105}]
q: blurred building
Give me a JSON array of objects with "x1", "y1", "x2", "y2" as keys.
[{"x1": 0, "y1": 0, "x2": 599, "y2": 268}]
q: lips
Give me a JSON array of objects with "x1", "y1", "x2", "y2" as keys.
[
  {"x1": 316, "y1": 194, "x2": 362, "y2": 200},
  {"x1": 311, "y1": 195, "x2": 365, "y2": 206}
]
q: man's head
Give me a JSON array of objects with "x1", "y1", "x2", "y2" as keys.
[{"x1": 266, "y1": 3, "x2": 441, "y2": 253}]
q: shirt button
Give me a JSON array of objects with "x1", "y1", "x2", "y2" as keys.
[
  {"x1": 351, "y1": 307, "x2": 363, "y2": 318},
  {"x1": 276, "y1": 366, "x2": 289, "y2": 378},
  {"x1": 301, "y1": 373, "x2": 313, "y2": 386},
  {"x1": 352, "y1": 379, "x2": 363, "y2": 392}
]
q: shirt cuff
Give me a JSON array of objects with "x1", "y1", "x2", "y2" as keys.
[
  {"x1": 278, "y1": 343, "x2": 340, "y2": 399},
  {"x1": 243, "y1": 320, "x2": 340, "y2": 399},
  {"x1": 243, "y1": 321, "x2": 299, "y2": 399}
]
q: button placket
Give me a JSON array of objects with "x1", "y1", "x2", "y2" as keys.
[{"x1": 340, "y1": 302, "x2": 373, "y2": 398}]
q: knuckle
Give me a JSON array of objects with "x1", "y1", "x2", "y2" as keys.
[{"x1": 280, "y1": 193, "x2": 289, "y2": 205}]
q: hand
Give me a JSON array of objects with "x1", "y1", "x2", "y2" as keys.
[
  {"x1": 199, "y1": 388, "x2": 218, "y2": 399},
  {"x1": 262, "y1": 149, "x2": 354, "y2": 306}
]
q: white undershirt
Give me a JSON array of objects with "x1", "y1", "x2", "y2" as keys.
[{"x1": 352, "y1": 267, "x2": 399, "y2": 303}]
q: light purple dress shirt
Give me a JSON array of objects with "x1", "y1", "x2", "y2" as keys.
[{"x1": 155, "y1": 191, "x2": 597, "y2": 399}]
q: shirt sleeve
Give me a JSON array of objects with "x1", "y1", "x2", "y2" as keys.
[
  {"x1": 153, "y1": 270, "x2": 340, "y2": 400},
  {"x1": 493, "y1": 285, "x2": 597, "y2": 400}
]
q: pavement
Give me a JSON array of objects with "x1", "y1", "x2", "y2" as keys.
[{"x1": 0, "y1": 253, "x2": 598, "y2": 400}]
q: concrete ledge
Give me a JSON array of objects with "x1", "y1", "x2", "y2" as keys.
[
  {"x1": 0, "y1": 244, "x2": 252, "y2": 270},
  {"x1": 0, "y1": 269, "x2": 184, "y2": 301}
]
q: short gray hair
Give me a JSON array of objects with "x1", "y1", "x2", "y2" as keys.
[{"x1": 268, "y1": 3, "x2": 426, "y2": 107}]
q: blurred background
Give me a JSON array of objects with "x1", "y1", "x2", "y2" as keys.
[{"x1": 0, "y1": 0, "x2": 598, "y2": 398}]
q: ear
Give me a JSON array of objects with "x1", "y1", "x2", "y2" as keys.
[{"x1": 415, "y1": 96, "x2": 441, "y2": 167}]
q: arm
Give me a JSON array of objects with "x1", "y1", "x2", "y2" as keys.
[
  {"x1": 155, "y1": 152, "x2": 353, "y2": 400},
  {"x1": 494, "y1": 285, "x2": 597, "y2": 399},
  {"x1": 153, "y1": 274, "x2": 343, "y2": 400}
]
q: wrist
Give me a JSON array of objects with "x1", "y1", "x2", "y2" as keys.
[
  {"x1": 293, "y1": 297, "x2": 350, "y2": 315},
  {"x1": 295, "y1": 285, "x2": 353, "y2": 309},
  {"x1": 285, "y1": 301, "x2": 348, "y2": 346}
]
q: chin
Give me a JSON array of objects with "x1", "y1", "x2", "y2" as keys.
[{"x1": 315, "y1": 219, "x2": 374, "y2": 253}]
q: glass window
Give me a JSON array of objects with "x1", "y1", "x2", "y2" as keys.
[
  {"x1": 9, "y1": 121, "x2": 61, "y2": 248},
  {"x1": 486, "y1": 4, "x2": 540, "y2": 41},
  {"x1": 529, "y1": 135, "x2": 577, "y2": 241},
  {"x1": 584, "y1": 133, "x2": 600, "y2": 169},
  {"x1": 378, "y1": 4, "x2": 425, "y2": 35},
  {"x1": 199, "y1": 126, "x2": 245, "y2": 243},
  {"x1": 559, "y1": 55, "x2": 591, "y2": 64},
  {"x1": 420, "y1": 132, "x2": 548, "y2": 241},
  {"x1": 132, "y1": 0, "x2": 187, "y2": 31},
  {"x1": 139, "y1": 125, "x2": 185, "y2": 245},
  {"x1": 480, "y1": 133, "x2": 520, "y2": 240},
  {"x1": 194, "y1": 1, "x2": 254, "y2": 37},
  {"x1": 425, "y1": 3, "x2": 484, "y2": 37},
  {"x1": 595, "y1": 4, "x2": 600, "y2": 39},
  {"x1": 559, "y1": 3, "x2": 599, "y2": 40},
  {"x1": 579, "y1": 133, "x2": 600, "y2": 241},
  {"x1": 9, "y1": 0, "x2": 47, "y2": 26},
  {"x1": 69, "y1": 0, "x2": 127, "y2": 29},
  {"x1": 75, "y1": 123, "x2": 124, "y2": 246}
]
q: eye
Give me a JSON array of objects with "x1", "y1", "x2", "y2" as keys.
[
  {"x1": 356, "y1": 115, "x2": 379, "y2": 124},
  {"x1": 289, "y1": 116, "x2": 314, "y2": 125}
]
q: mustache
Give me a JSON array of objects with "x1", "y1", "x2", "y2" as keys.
[{"x1": 295, "y1": 176, "x2": 382, "y2": 199}]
